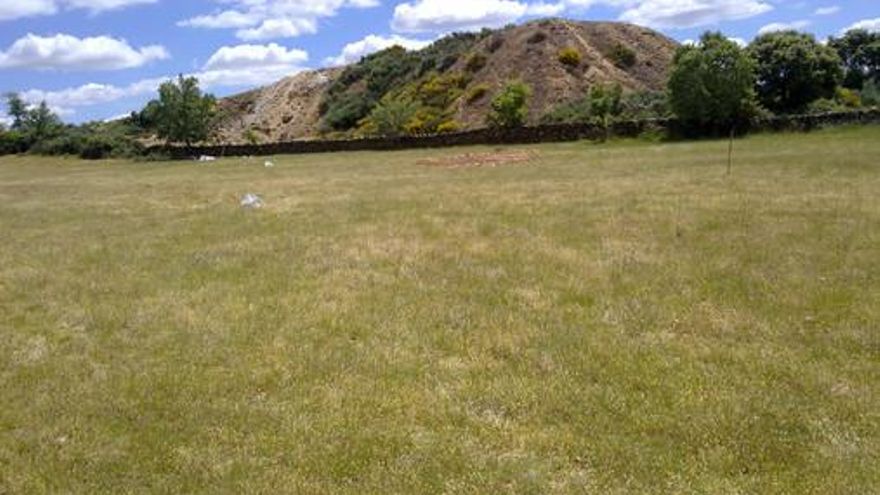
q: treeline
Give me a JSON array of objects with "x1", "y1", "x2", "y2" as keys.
[
  {"x1": 1, "y1": 27, "x2": 878, "y2": 159},
  {"x1": 0, "y1": 75, "x2": 216, "y2": 159},
  {"x1": 542, "y1": 29, "x2": 879, "y2": 134}
]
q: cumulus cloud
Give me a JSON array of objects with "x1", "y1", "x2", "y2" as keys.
[
  {"x1": 0, "y1": 33, "x2": 168, "y2": 70},
  {"x1": 389, "y1": 0, "x2": 775, "y2": 33},
  {"x1": 204, "y1": 43, "x2": 308, "y2": 71},
  {"x1": 179, "y1": 0, "x2": 378, "y2": 40},
  {"x1": 841, "y1": 18, "x2": 880, "y2": 34},
  {"x1": 757, "y1": 20, "x2": 810, "y2": 35},
  {"x1": 814, "y1": 6, "x2": 839, "y2": 16},
  {"x1": 0, "y1": 0, "x2": 155, "y2": 21},
  {"x1": 324, "y1": 34, "x2": 432, "y2": 66},
  {"x1": 14, "y1": 42, "x2": 312, "y2": 119},
  {"x1": 237, "y1": 18, "x2": 318, "y2": 40},
  {"x1": 392, "y1": 0, "x2": 528, "y2": 33},
  {"x1": 617, "y1": 0, "x2": 772, "y2": 29}
]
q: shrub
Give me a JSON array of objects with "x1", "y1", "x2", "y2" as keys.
[
  {"x1": 836, "y1": 87, "x2": 862, "y2": 108},
  {"x1": 362, "y1": 99, "x2": 420, "y2": 137},
  {"x1": 0, "y1": 130, "x2": 29, "y2": 155},
  {"x1": 558, "y1": 47, "x2": 582, "y2": 67},
  {"x1": 861, "y1": 80, "x2": 880, "y2": 107},
  {"x1": 436, "y1": 121, "x2": 460, "y2": 133},
  {"x1": 589, "y1": 84, "x2": 623, "y2": 140},
  {"x1": 487, "y1": 36, "x2": 504, "y2": 53},
  {"x1": 323, "y1": 93, "x2": 372, "y2": 131},
  {"x1": 807, "y1": 98, "x2": 848, "y2": 114},
  {"x1": 466, "y1": 84, "x2": 490, "y2": 104},
  {"x1": 487, "y1": 81, "x2": 531, "y2": 128},
  {"x1": 621, "y1": 91, "x2": 671, "y2": 119},
  {"x1": 465, "y1": 53, "x2": 488, "y2": 72},
  {"x1": 541, "y1": 99, "x2": 591, "y2": 124},
  {"x1": 527, "y1": 31, "x2": 547, "y2": 44},
  {"x1": 607, "y1": 43, "x2": 637, "y2": 68}
]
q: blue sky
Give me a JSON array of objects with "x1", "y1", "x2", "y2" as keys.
[{"x1": 1, "y1": 0, "x2": 878, "y2": 124}]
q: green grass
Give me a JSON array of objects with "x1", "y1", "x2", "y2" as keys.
[{"x1": 1, "y1": 127, "x2": 879, "y2": 493}]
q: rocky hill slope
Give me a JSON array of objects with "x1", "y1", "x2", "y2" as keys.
[{"x1": 214, "y1": 19, "x2": 678, "y2": 143}]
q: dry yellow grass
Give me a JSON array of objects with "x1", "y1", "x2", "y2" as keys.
[{"x1": 1, "y1": 126, "x2": 879, "y2": 493}]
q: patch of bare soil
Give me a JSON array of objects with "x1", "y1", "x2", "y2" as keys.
[{"x1": 419, "y1": 150, "x2": 539, "y2": 168}]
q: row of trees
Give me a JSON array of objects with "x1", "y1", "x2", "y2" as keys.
[
  {"x1": 1, "y1": 75, "x2": 216, "y2": 158},
  {"x1": 670, "y1": 29, "x2": 878, "y2": 131}
]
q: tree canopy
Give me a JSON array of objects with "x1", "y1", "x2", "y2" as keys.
[
  {"x1": 829, "y1": 29, "x2": 880, "y2": 90},
  {"x1": 748, "y1": 31, "x2": 843, "y2": 114},
  {"x1": 150, "y1": 75, "x2": 216, "y2": 146},
  {"x1": 668, "y1": 32, "x2": 757, "y2": 128}
]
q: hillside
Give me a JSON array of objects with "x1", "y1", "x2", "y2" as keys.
[{"x1": 214, "y1": 19, "x2": 678, "y2": 143}]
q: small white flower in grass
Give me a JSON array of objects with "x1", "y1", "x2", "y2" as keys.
[{"x1": 264, "y1": 160, "x2": 275, "y2": 167}]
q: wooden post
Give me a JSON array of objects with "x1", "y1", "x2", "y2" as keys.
[{"x1": 727, "y1": 126, "x2": 735, "y2": 175}]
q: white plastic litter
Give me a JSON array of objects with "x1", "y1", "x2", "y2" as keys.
[
  {"x1": 198, "y1": 155, "x2": 217, "y2": 162},
  {"x1": 240, "y1": 193, "x2": 264, "y2": 209},
  {"x1": 264, "y1": 160, "x2": 275, "y2": 168}
]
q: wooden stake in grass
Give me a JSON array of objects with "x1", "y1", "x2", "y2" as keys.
[{"x1": 727, "y1": 126, "x2": 735, "y2": 175}]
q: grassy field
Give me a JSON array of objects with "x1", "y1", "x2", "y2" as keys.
[{"x1": 1, "y1": 127, "x2": 879, "y2": 494}]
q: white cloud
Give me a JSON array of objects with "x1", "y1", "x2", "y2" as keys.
[
  {"x1": 0, "y1": 33, "x2": 168, "y2": 70},
  {"x1": 237, "y1": 18, "x2": 318, "y2": 40},
  {"x1": 389, "y1": 0, "x2": 776, "y2": 33},
  {"x1": 324, "y1": 34, "x2": 432, "y2": 66},
  {"x1": 0, "y1": 0, "x2": 155, "y2": 21},
  {"x1": 757, "y1": 20, "x2": 810, "y2": 35},
  {"x1": 13, "y1": 42, "x2": 312, "y2": 120},
  {"x1": 392, "y1": 0, "x2": 528, "y2": 33},
  {"x1": 179, "y1": 0, "x2": 379, "y2": 40},
  {"x1": 0, "y1": 1, "x2": 57, "y2": 21},
  {"x1": 618, "y1": 0, "x2": 773, "y2": 29},
  {"x1": 526, "y1": 2, "x2": 566, "y2": 16},
  {"x1": 814, "y1": 6, "x2": 839, "y2": 16},
  {"x1": 0, "y1": 113, "x2": 12, "y2": 127},
  {"x1": 205, "y1": 43, "x2": 308, "y2": 71},
  {"x1": 842, "y1": 18, "x2": 880, "y2": 34}
]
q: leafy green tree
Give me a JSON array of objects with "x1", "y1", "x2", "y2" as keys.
[
  {"x1": 829, "y1": 29, "x2": 880, "y2": 90},
  {"x1": 25, "y1": 102, "x2": 63, "y2": 142},
  {"x1": 364, "y1": 99, "x2": 420, "y2": 137},
  {"x1": 4, "y1": 93, "x2": 29, "y2": 130},
  {"x1": 668, "y1": 32, "x2": 757, "y2": 128},
  {"x1": 589, "y1": 83, "x2": 623, "y2": 140},
  {"x1": 748, "y1": 31, "x2": 843, "y2": 114},
  {"x1": 487, "y1": 81, "x2": 531, "y2": 128},
  {"x1": 151, "y1": 75, "x2": 216, "y2": 147}
]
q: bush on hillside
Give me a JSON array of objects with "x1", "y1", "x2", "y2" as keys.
[
  {"x1": 466, "y1": 84, "x2": 490, "y2": 104},
  {"x1": 487, "y1": 81, "x2": 531, "y2": 128},
  {"x1": 558, "y1": 47, "x2": 582, "y2": 67},
  {"x1": 465, "y1": 53, "x2": 488, "y2": 72},
  {"x1": 607, "y1": 43, "x2": 637, "y2": 68}
]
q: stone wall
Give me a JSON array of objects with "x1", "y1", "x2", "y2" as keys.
[{"x1": 149, "y1": 109, "x2": 880, "y2": 159}]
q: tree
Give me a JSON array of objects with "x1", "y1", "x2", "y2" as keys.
[
  {"x1": 4, "y1": 93, "x2": 29, "y2": 130},
  {"x1": 25, "y1": 102, "x2": 63, "y2": 142},
  {"x1": 151, "y1": 75, "x2": 216, "y2": 147},
  {"x1": 829, "y1": 29, "x2": 880, "y2": 90},
  {"x1": 487, "y1": 81, "x2": 531, "y2": 128},
  {"x1": 589, "y1": 83, "x2": 623, "y2": 141},
  {"x1": 668, "y1": 32, "x2": 757, "y2": 129},
  {"x1": 364, "y1": 99, "x2": 419, "y2": 137},
  {"x1": 748, "y1": 31, "x2": 843, "y2": 114}
]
